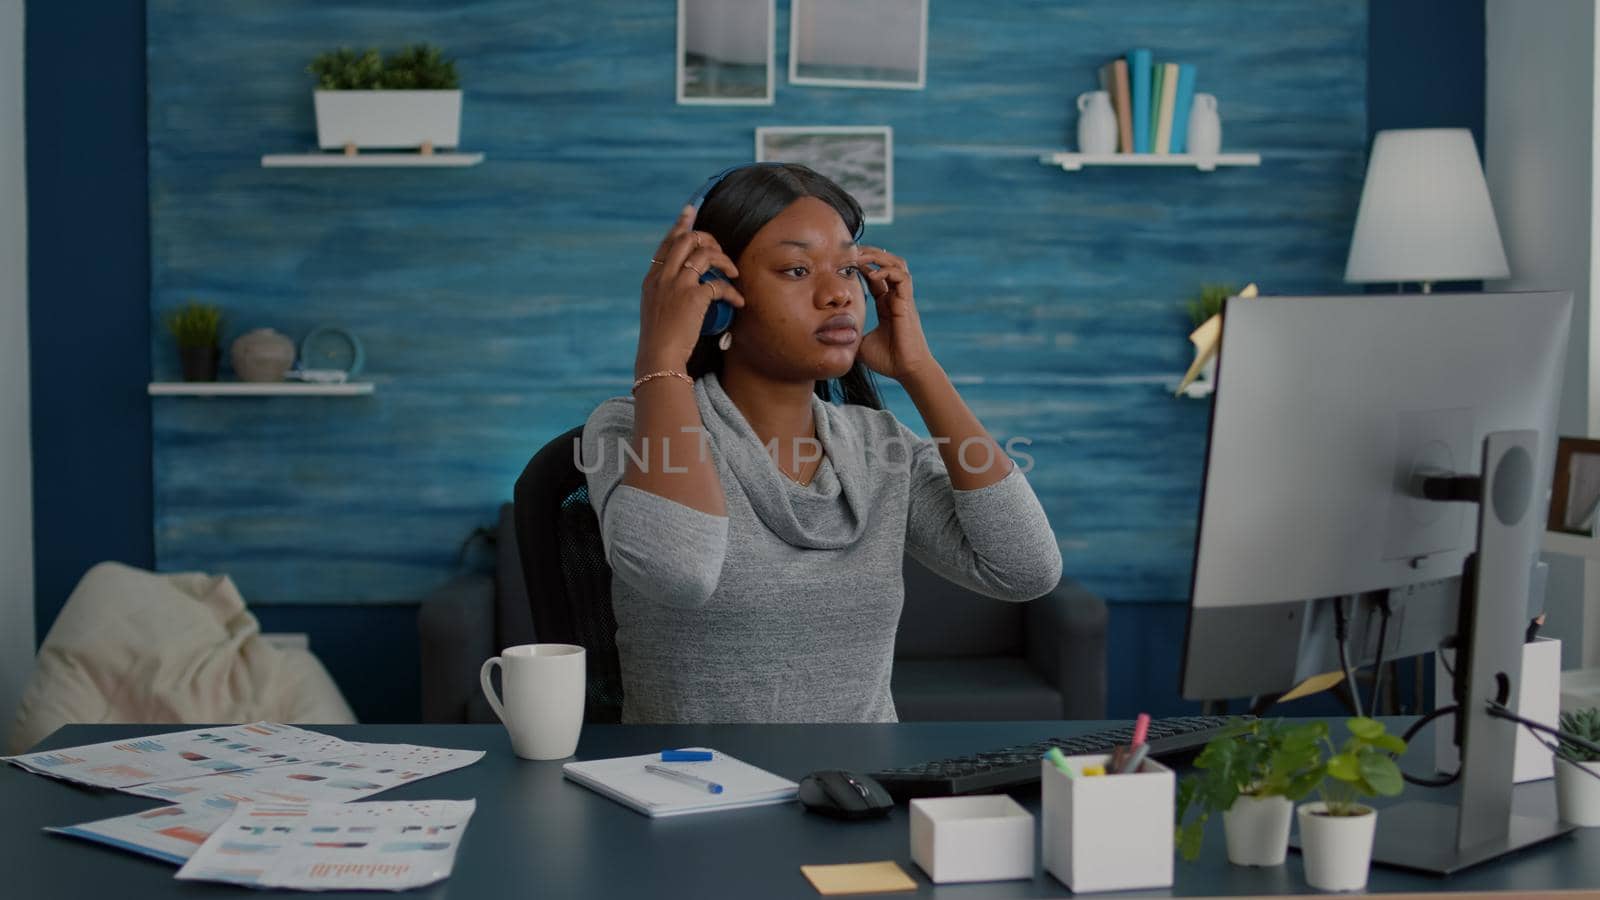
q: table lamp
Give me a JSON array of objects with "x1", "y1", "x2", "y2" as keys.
[{"x1": 1344, "y1": 127, "x2": 1509, "y2": 293}]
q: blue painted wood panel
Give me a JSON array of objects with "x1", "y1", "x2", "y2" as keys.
[{"x1": 148, "y1": 0, "x2": 1366, "y2": 605}]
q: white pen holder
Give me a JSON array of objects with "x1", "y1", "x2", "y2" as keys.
[
  {"x1": 1041, "y1": 754, "x2": 1174, "y2": 893},
  {"x1": 1435, "y1": 637, "x2": 1561, "y2": 782}
]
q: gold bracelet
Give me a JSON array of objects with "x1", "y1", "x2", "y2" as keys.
[{"x1": 631, "y1": 370, "x2": 694, "y2": 393}]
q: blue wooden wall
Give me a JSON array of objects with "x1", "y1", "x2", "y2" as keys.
[{"x1": 147, "y1": 0, "x2": 1367, "y2": 612}]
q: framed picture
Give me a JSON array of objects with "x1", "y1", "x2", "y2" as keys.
[
  {"x1": 755, "y1": 126, "x2": 894, "y2": 225},
  {"x1": 789, "y1": 0, "x2": 928, "y2": 90},
  {"x1": 1549, "y1": 437, "x2": 1600, "y2": 536},
  {"x1": 677, "y1": 0, "x2": 775, "y2": 105}
]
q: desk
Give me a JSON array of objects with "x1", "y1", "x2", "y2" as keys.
[{"x1": 2, "y1": 721, "x2": 1596, "y2": 898}]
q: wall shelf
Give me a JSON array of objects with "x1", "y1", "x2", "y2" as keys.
[
  {"x1": 1040, "y1": 152, "x2": 1262, "y2": 172},
  {"x1": 260, "y1": 152, "x2": 485, "y2": 168},
  {"x1": 148, "y1": 382, "x2": 376, "y2": 397}
]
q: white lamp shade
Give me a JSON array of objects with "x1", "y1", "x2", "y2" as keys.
[{"x1": 1344, "y1": 128, "x2": 1510, "y2": 284}]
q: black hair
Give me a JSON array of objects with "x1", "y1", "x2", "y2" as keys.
[{"x1": 685, "y1": 163, "x2": 883, "y2": 410}]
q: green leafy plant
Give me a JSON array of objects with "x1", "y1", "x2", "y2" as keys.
[
  {"x1": 1174, "y1": 719, "x2": 1325, "y2": 861},
  {"x1": 307, "y1": 44, "x2": 459, "y2": 90},
  {"x1": 1558, "y1": 708, "x2": 1600, "y2": 764},
  {"x1": 1315, "y1": 716, "x2": 1406, "y2": 817},
  {"x1": 162, "y1": 302, "x2": 223, "y2": 349},
  {"x1": 1185, "y1": 283, "x2": 1238, "y2": 328}
]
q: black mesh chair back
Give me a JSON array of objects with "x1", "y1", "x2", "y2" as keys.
[{"x1": 513, "y1": 425, "x2": 624, "y2": 723}]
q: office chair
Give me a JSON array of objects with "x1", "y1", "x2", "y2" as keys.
[{"x1": 513, "y1": 425, "x2": 626, "y2": 723}]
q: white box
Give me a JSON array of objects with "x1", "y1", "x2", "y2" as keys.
[
  {"x1": 1042, "y1": 754, "x2": 1174, "y2": 893},
  {"x1": 313, "y1": 90, "x2": 463, "y2": 150},
  {"x1": 909, "y1": 795, "x2": 1034, "y2": 884},
  {"x1": 1435, "y1": 636, "x2": 1560, "y2": 782}
]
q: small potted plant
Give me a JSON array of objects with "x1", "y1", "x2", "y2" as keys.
[
  {"x1": 1296, "y1": 717, "x2": 1406, "y2": 892},
  {"x1": 1555, "y1": 707, "x2": 1600, "y2": 826},
  {"x1": 308, "y1": 44, "x2": 462, "y2": 153},
  {"x1": 1175, "y1": 719, "x2": 1324, "y2": 866},
  {"x1": 163, "y1": 302, "x2": 223, "y2": 382}
]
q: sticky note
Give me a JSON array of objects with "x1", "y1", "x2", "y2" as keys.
[{"x1": 800, "y1": 860, "x2": 918, "y2": 895}]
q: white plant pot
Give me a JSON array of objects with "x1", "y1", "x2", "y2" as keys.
[
  {"x1": 313, "y1": 90, "x2": 462, "y2": 150},
  {"x1": 1554, "y1": 755, "x2": 1600, "y2": 826},
  {"x1": 1296, "y1": 802, "x2": 1376, "y2": 892},
  {"x1": 1222, "y1": 794, "x2": 1292, "y2": 866}
]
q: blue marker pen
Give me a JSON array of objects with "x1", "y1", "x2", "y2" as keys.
[{"x1": 659, "y1": 749, "x2": 714, "y2": 762}]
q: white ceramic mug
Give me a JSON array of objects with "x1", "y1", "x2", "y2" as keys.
[{"x1": 480, "y1": 643, "x2": 586, "y2": 760}]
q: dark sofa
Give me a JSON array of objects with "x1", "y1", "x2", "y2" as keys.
[{"x1": 419, "y1": 505, "x2": 1107, "y2": 723}]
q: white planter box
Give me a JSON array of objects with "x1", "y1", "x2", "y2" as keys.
[
  {"x1": 1435, "y1": 637, "x2": 1560, "y2": 782},
  {"x1": 313, "y1": 90, "x2": 462, "y2": 150},
  {"x1": 909, "y1": 795, "x2": 1034, "y2": 884},
  {"x1": 1041, "y1": 755, "x2": 1174, "y2": 893}
]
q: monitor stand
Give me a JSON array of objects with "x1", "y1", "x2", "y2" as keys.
[{"x1": 1292, "y1": 431, "x2": 1573, "y2": 875}]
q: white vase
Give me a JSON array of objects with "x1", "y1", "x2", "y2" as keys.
[
  {"x1": 1296, "y1": 802, "x2": 1376, "y2": 892},
  {"x1": 1222, "y1": 795, "x2": 1292, "y2": 866},
  {"x1": 1076, "y1": 90, "x2": 1118, "y2": 155},
  {"x1": 1187, "y1": 93, "x2": 1222, "y2": 157},
  {"x1": 1555, "y1": 755, "x2": 1600, "y2": 826},
  {"x1": 313, "y1": 89, "x2": 463, "y2": 150}
]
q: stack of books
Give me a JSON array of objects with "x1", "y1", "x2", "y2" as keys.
[{"x1": 1096, "y1": 50, "x2": 1198, "y2": 155}]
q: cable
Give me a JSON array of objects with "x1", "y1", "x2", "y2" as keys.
[
  {"x1": 1486, "y1": 703, "x2": 1600, "y2": 787},
  {"x1": 1334, "y1": 596, "x2": 1363, "y2": 719},
  {"x1": 1400, "y1": 704, "x2": 1460, "y2": 788},
  {"x1": 1370, "y1": 596, "x2": 1392, "y2": 715}
]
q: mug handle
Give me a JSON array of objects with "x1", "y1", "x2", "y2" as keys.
[{"x1": 479, "y1": 656, "x2": 506, "y2": 724}]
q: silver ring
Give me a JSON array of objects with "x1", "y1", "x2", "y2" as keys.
[
  {"x1": 650, "y1": 257, "x2": 664, "y2": 265},
  {"x1": 684, "y1": 261, "x2": 701, "y2": 275}
]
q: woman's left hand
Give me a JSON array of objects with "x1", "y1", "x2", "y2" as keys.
[{"x1": 856, "y1": 246, "x2": 937, "y2": 382}]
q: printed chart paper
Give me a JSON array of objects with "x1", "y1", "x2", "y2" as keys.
[
  {"x1": 49, "y1": 743, "x2": 484, "y2": 865},
  {"x1": 4, "y1": 723, "x2": 359, "y2": 789},
  {"x1": 176, "y1": 800, "x2": 476, "y2": 891}
]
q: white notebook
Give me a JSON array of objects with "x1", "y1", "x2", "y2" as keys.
[{"x1": 562, "y1": 747, "x2": 798, "y2": 818}]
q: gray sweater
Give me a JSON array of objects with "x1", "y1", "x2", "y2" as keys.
[{"x1": 582, "y1": 372, "x2": 1062, "y2": 724}]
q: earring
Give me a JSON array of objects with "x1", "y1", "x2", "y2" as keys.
[{"x1": 718, "y1": 330, "x2": 733, "y2": 351}]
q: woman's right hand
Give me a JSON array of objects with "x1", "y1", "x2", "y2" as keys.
[{"x1": 636, "y1": 205, "x2": 746, "y2": 376}]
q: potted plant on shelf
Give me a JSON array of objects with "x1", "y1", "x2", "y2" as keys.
[
  {"x1": 1175, "y1": 718, "x2": 1324, "y2": 867},
  {"x1": 163, "y1": 301, "x2": 223, "y2": 382},
  {"x1": 1296, "y1": 717, "x2": 1406, "y2": 892},
  {"x1": 1555, "y1": 707, "x2": 1600, "y2": 826},
  {"x1": 307, "y1": 44, "x2": 461, "y2": 154}
]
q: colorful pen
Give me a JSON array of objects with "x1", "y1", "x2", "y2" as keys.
[
  {"x1": 1131, "y1": 713, "x2": 1150, "y2": 747},
  {"x1": 1043, "y1": 747, "x2": 1075, "y2": 777},
  {"x1": 644, "y1": 764, "x2": 724, "y2": 794},
  {"x1": 1119, "y1": 744, "x2": 1150, "y2": 775}
]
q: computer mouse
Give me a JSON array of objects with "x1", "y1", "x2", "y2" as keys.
[{"x1": 797, "y1": 769, "x2": 895, "y2": 820}]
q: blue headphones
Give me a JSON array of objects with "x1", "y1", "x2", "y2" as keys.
[{"x1": 687, "y1": 163, "x2": 866, "y2": 336}]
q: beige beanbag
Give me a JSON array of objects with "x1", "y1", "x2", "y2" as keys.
[{"x1": 8, "y1": 561, "x2": 356, "y2": 754}]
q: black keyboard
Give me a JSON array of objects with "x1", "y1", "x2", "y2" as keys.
[{"x1": 868, "y1": 716, "x2": 1244, "y2": 800}]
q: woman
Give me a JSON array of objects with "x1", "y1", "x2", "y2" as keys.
[{"x1": 582, "y1": 163, "x2": 1061, "y2": 724}]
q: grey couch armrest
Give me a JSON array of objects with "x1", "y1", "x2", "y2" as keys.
[
  {"x1": 1024, "y1": 579, "x2": 1109, "y2": 719},
  {"x1": 417, "y1": 574, "x2": 498, "y2": 724}
]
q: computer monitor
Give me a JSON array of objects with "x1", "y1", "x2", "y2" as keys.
[{"x1": 1180, "y1": 291, "x2": 1573, "y2": 875}]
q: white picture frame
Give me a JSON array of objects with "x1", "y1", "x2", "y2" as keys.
[
  {"x1": 789, "y1": 0, "x2": 928, "y2": 91},
  {"x1": 677, "y1": 0, "x2": 776, "y2": 105},
  {"x1": 755, "y1": 126, "x2": 894, "y2": 225}
]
